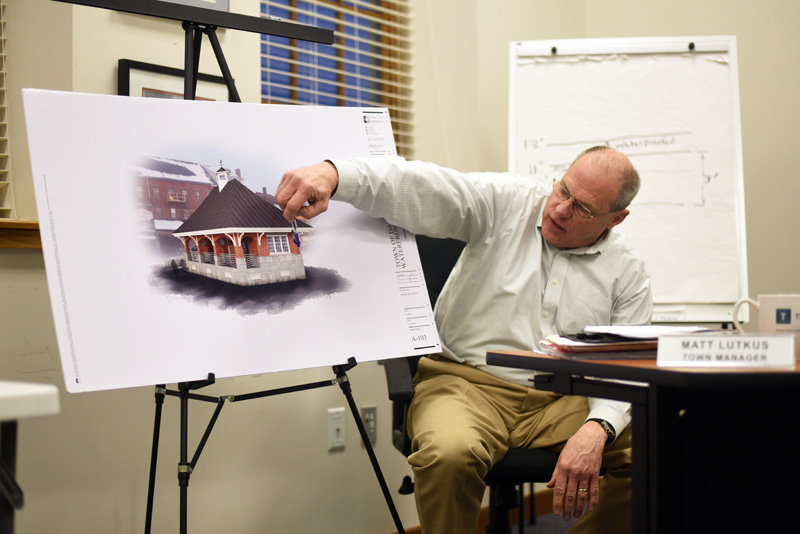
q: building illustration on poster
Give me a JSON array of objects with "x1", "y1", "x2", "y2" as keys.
[
  {"x1": 24, "y1": 90, "x2": 440, "y2": 393},
  {"x1": 172, "y1": 164, "x2": 313, "y2": 286},
  {"x1": 134, "y1": 156, "x2": 314, "y2": 287}
]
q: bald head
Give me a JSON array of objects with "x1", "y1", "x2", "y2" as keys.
[{"x1": 571, "y1": 146, "x2": 640, "y2": 212}]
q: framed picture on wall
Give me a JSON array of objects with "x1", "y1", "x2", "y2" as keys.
[{"x1": 117, "y1": 59, "x2": 233, "y2": 102}]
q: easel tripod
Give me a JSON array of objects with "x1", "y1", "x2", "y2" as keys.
[
  {"x1": 144, "y1": 358, "x2": 406, "y2": 534},
  {"x1": 50, "y1": 2, "x2": 402, "y2": 532}
]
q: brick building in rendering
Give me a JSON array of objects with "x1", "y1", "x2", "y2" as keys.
[{"x1": 172, "y1": 166, "x2": 312, "y2": 286}]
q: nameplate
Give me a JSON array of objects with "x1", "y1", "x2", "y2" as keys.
[{"x1": 657, "y1": 334, "x2": 796, "y2": 368}]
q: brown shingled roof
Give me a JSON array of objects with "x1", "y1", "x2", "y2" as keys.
[{"x1": 174, "y1": 179, "x2": 311, "y2": 234}]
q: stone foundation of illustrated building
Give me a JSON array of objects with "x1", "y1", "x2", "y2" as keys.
[{"x1": 178, "y1": 251, "x2": 307, "y2": 286}]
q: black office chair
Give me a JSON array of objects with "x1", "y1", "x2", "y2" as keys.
[{"x1": 382, "y1": 235, "x2": 560, "y2": 534}]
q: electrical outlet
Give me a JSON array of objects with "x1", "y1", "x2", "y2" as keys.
[
  {"x1": 360, "y1": 405, "x2": 377, "y2": 445},
  {"x1": 327, "y1": 407, "x2": 346, "y2": 450}
]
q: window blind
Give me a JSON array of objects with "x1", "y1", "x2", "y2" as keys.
[
  {"x1": 0, "y1": 0, "x2": 14, "y2": 219},
  {"x1": 260, "y1": 0, "x2": 413, "y2": 157}
]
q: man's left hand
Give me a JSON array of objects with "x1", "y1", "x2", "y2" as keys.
[{"x1": 547, "y1": 421, "x2": 607, "y2": 521}]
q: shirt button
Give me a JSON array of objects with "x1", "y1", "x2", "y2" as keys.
[
  {"x1": 543, "y1": 311, "x2": 550, "y2": 318},
  {"x1": 552, "y1": 279, "x2": 559, "y2": 285}
]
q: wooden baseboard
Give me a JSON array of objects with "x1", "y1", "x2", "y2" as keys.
[{"x1": 389, "y1": 488, "x2": 555, "y2": 534}]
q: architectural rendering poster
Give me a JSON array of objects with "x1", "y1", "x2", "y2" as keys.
[{"x1": 24, "y1": 90, "x2": 440, "y2": 393}]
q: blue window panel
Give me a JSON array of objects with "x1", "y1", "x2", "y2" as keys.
[
  {"x1": 359, "y1": 59, "x2": 381, "y2": 71},
  {"x1": 318, "y1": 56, "x2": 337, "y2": 68},
  {"x1": 319, "y1": 70, "x2": 337, "y2": 82},
  {"x1": 267, "y1": 59, "x2": 290, "y2": 71},
  {"x1": 318, "y1": 95, "x2": 338, "y2": 106},
  {"x1": 360, "y1": 78, "x2": 381, "y2": 90},
  {"x1": 266, "y1": 35, "x2": 291, "y2": 47},
  {"x1": 318, "y1": 82, "x2": 337, "y2": 95},
  {"x1": 359, "y1": 66, "x2": 380, "y2": 78},
  {"x1": 362, "y1": 40, "x2": 382, "y2": 52},
  {"x1": 318, "y1": 45, "x2": 337, "y2": 58},
  {"x1": 268, "y1": 6, "x2": 290, "y2": 19},
  {"x1": 318, "y1": 18, "x2": 336, "y2": 31},
  {"x1": 268, "y1": 48, "x2": 290, "y2": 60},
  {"x1": 361, "y1": 14, "x2": 381, "y2": 25},
  {"x1": 359, "y1": 42, "x2": 382, "y2": 55},
  {"x1": 317, "y1": 5, "x2": 336, "y2": 18},
  {"x1": 297, "y1": 65, "x2": 313, "y2": 77},
  {"x1": 357, "y1": 29, "x2": 378, "y2": 41},
  {"x1": 362, "y1": 93, "x2": 381, "y2": 105},
  {"x1": 263, "y1": 85, "x2": 290, "y2": 100},
  {"x1": 297, "y1": 78, "x2": 312, "y2": 89},
  {"x1": 269, "y1": 73, "x2": 291, "y2": 85},
  {"x1": 358, "y1": 18, "x2": 379, "y2": 31}
]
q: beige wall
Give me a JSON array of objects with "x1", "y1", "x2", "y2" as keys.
[
  {"x1": 420, "y1": 0, "x2": 799, "y2": 299},
  {"x1": 7, "y1": 0, "x2": 260, "y2": 221},
  {"x1": 2, "y1": 1, "x2": 799, "y2": 533},
  {"x1": 578, "y1": 0, "x2": 800, "y2": 300},
  {"x1": 3, "y1": 1, "x2": 417, "y2": 533},
  {"x1": 6, "y1": 0, "x2": 72, "y2": 221}
]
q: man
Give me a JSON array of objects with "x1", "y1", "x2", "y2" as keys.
[{"x1": 276, "y1": 146, "x2": 652, "y2": 533}]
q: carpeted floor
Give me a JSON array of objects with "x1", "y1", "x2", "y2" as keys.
[{"x1": 511, "y1": 513, "x2": 576, "y2": 534}]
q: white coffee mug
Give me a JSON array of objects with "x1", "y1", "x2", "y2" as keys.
[{"x1": 732, "y1": 294, "x2": 800, "y2": 335}]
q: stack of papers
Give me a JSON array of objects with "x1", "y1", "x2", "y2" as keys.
[{"x1": 539, "y1": 325, "x2": 714, "y2": 360}]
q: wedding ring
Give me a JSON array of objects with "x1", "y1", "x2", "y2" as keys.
[{"x1": 578, "y1": 488, "x2": 588, "y2": 493}]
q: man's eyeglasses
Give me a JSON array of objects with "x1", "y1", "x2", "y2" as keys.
[{"x1": 552, "y1": 178, "x2": 597, "y2": 219}]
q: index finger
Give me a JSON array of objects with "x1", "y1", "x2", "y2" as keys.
[
  {"x1": 275, "y1": 172, "x2": 297, "y2": 210},
  {"x1": 275, "y1": 172, "x2": 307, "y2": 221},
  {"x1": 280, "y1": 191, "x2": 307, "y2": 222}
]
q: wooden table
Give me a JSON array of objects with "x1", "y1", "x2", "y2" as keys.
[{"x1": 485, "y1": 351, "x2": 800, "y2": 533}]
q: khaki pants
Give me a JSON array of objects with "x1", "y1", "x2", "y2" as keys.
[{"x1": 407, "y1": 357, "x2": 632, "y2": 534}]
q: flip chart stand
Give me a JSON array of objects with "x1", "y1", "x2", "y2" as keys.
[{"x1": 144, "y1": 358, "x2": 406, "y2": 534}]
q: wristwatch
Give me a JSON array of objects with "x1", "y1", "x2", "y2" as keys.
[{"x1": 586, "y1": 418, "x2": 616, "y2": 446}]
